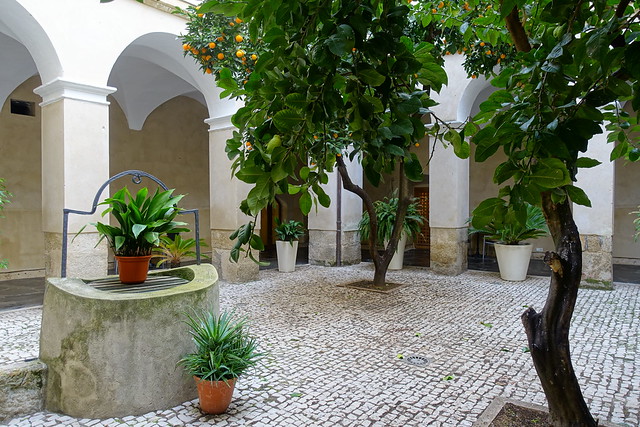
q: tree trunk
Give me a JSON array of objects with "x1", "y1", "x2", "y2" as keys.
[
  {"x1": 521, "y1": 193, "x2": 596, "y2": 426},
  {"x1": 335, "y1": 156, "x2": 411, "y2": 287}
]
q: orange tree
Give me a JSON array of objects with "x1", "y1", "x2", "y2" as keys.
[
  {"x1": 180, "y1": 0, "x2": 462, "y2": 287},
  {"x1": 414, "y1": 0, "x2": 639, "y2": 425}
]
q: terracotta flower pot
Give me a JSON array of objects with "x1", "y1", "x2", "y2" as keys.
[
  {"x1": 115, "y1": 255, "x2": 152, "y2": 284},
  {"x1": 194, "y1": 376, "x2": 236, "y2": 414}
]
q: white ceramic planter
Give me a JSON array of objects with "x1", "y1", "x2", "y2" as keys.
[
  {"x1": 494, "y1": 243, "x2": 533, "y2": 281},
  {"x1": 386, "y1": 233, "x2": 408, "y2": 271},
  {"x1": 276, "y1": 240, "x2": 298, "y2": 272}
]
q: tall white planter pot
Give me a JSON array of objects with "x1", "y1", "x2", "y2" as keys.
[
  {"x1": 386, "y1": 233, "x2": 408, "y2": 271},
  {"x1": 276, "y1": 240, "x2": 298, "y2": 273},
  {"x1": 494, "y1": 243, "x2": 533, "y2": 281}
]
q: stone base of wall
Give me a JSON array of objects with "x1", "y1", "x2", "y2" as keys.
[
  {"x1": 210, "y1": 229, "x2": 259, "y2": 283},
  {"x1": 0, "y1": 360, "x2": 46, "y2": 423},
  {"x1": 309, "y1": 230, "x2": 361, "y2": 266},
  {"x1": 580, "y1": 234, "x2": 613, "y2": 287},
  {"x1": 44, "y1": 232, "x2": 108, "y2": 279},
  {"x1": 429, "y1": 227, "x2": 468, "y2": 276}
]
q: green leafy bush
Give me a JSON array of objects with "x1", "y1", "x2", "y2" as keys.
[
  {"x1": 153, "y1": 235, "x2": 210, "y2": 268},
  {"x1": 274, "y1": 218, "x2": 304, "y2": 243},
  {"x1": 358, "y1": 196, "x2": 425, "y2": 243},
  {"x1": 178, "y1": 310, "x2": 262, "y2": 382},
  {"x1": 468, "y1": 200, "x2": 548, "y2": 245},
  {"x1": 91, "y1": 186, "x2": 190, "y2": 257}
]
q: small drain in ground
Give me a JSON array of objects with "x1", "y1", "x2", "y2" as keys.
[
  {"x1": 402, "y1": 355, "x2": 430, "y2": 367},
  {"x1": 338, "y1": 280, "x2": 405, "y2": 293}
]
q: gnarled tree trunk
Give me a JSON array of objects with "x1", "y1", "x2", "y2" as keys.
[
  {"x1": 521, "y1": 193, "x2": 596, "y2": 426},
  {"x1": 336, "y1": 156, "x2": 410, "y2": 287}
]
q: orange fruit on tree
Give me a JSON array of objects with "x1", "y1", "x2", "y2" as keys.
[
  {"x1": 209, "y1": 42, "x2": 216, "y2": 49},
  {"x1": 217, "y1": 53, "x2": 225, "y2": 60},
  {"x1": 235, "y1": 17, "x2": 242, "y2": 24},
  {"x1": 236, "y1": 49, "x2": 245, "y2": 58},
  {"x1": 251, "y1": 54, "x2": 258, "y2": 61},
  {"x1": 235, "y1": 35, "x2": 244, "y2": 42},
  {"x1": 438, "y1": 1, "x2": 444, "y2": 8},
  {"x1": 182, "y1": 43, "x2": 190, "y2": 51},
  {"x1": 480, "y1": 41, "x2": 485, "y2": 47},
  {"x1": 205, "y1": 68, "x2": 212, "y2": 74}
]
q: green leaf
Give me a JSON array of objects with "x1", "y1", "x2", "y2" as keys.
[
  {"x1": 284, "y1": 93, "x2": 308, "y2": 110},
  {"x1": 404, "y1": 153, "x2": 423, "y2": 182},
  {"x1": 273, "y1": 110, "x2": 304, "y2": 132},
  {"x1": 565, "y1": 185, "x2": 592, "y2": 207},
  {"x1": 529, "y1": 167, "x2": 570, "y2": 188},
  {"x1": 358, "y1": 68, "x2": 386, "y2": 87},
  {"x1": 575, "y1": 157, "x2": 602, "y2": 168},
  {"x1": 236, "y1": 166, "x2": 264, "y2": 184},
  {"x1": 299, "y1": 191, "x2": 312, "y2": 215}
]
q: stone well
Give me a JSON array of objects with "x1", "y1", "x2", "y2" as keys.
[{"x1": 39, "y1": 264, "x2": 218, "y2": 419}]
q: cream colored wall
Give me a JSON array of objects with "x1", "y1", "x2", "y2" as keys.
[
  {"x1": 109, "y1": 95, "x2": 211, "y2": 250},
  {"x1": 613, "y1": 105, "x2": 640, "y2": 261},
  {"x1": 0, "y1": 75, "x2": 44, "y2": 275}
]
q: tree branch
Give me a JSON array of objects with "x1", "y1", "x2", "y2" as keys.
[{"x1": 502, "y1": 2, "x2": 532, "y2": 53}]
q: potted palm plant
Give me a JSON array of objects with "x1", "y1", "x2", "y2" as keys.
[
  {"x1": 89, "y1": 186, "x2": 189, "y2": 284},
  {"x1": 153, "y1": 235, "x2": 210, "y2": 268},
  {"x1": 358, "y1": 195, "x2": 425, "y2": 270},
  {"x1": 469, "y1": 200, "x2": 549, "y2": 281},
  {"x1": 274, "y1": 218, "x2": 304, "y2": 272},
  {"x1": 179, "y1": 310, "x2": 263, "y2": 415}
]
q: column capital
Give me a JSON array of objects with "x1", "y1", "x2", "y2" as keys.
[
  {"x1": 205, "y1": 115, "x2": 235, "y2": 131},
  {"x1": 34, "y1": 78, "x2": 116, "y2": 107}
]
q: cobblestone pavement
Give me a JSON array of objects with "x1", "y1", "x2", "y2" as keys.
[{"x1": 2, "y1": 264, "x2": 639, "y2": 426}]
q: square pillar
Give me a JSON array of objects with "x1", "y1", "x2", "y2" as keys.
[
  {"x1": 206, "y1": 116, "x2": 259, "y2": 282},
  {"x1": 573, "y1": 133, "x2": 614, "y2": 285},
  {"x1": 428, "y1": 136, "x2": 469, "y2": 275},
  {"x1": 308, "y1": 158, "x2": 362, "y2": 266},
  {"x1": 34, "y1": 79, "x2": 115, "y2": 279}
]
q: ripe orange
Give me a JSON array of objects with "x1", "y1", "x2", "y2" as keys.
[
  {"x1": 209, "y1": 42, "x2": 216, "y2": 49},
  {"x1": 235, "y1": 17, "x2": 243, "y2": 24},
  {"x1": 235, "y1": 35, "x2": 244, "y2": 42},
  {"x1": 217, "y1": 53, "x2": 225, "y2": 60},
  {"x1": 480, "y1": 41, "x2": 485, "y2": 47},
  {"x1": 236, "y1": 50, "x2": 245, "y2": 58},
  {"x1": 438, "y1": 1, "x2": 444, "y2": 8},
  {"x1": 205, "y1": 68, "x2": 212, "y2": 74},
  {"x1": 182, "y1": 43, "x2": 190, "y2": 51},
  {"x1": 251, "y1": 54, "x2": 258, "y2": 61}
]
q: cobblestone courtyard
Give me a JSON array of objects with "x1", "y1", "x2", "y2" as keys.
[{"x1": 2, "y1": 264, "x2": 639, "y2": 426}]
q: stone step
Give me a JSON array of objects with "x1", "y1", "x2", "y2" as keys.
[{"x1": 0, "y1": 359, "x2": 46, "y2": 423}]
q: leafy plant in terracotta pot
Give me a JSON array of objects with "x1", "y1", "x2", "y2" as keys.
[
  {"x1": 358, "y1": 195, "x2": 425, "y2": 270},
  {"x1": 274, "y1": 218, "x2": 304, "y2": 272},
  {"x1": 179, "y1": 310, "x2": 263, "y2": 415},
  {"x1": 469, "y1": 200, "x2": 548, "y2": 281},
  {"x1": 91, "y1": 186, "x2": 190, "y2": 283}
]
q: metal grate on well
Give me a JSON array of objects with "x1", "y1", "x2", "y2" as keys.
[{"x1": 85, "y1": 275, "x2": 189, "y2": 294}]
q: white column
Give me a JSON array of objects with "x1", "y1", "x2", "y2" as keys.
[
  {"x1": 428, "y1": 136, "x2": 469, "y2": 275},
  {"x1": 206, "y1": 115, "x2": 259, "y2": 282},
  {"x1": 308, "y1": 157, "x2": 362, "y2": 266},
  {"x1": 34, "y1": 79, "x2": 115, "y2": 279},
  {"x1": 573, "y1": 133, "x2": 614, "y2": 285}
]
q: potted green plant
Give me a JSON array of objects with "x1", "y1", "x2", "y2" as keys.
[
  {"x1": 153, "y1": 235, "x2": 210, "y2": 268},
  {"x1": 179, "y1": 310, "x2": 262, "y2": 415},
  {"x1": 89, "y1": 186, "x2": 189, "y2": 284},
  {"x1": 469, "y1": 200, "x2": 549, "y2": 281},
  {"x1": 358, "y1": 196, "x2": 425, "y2": 270},
  {"x1": 274, "y1": 218, "x2": 304, "y2": 272}
]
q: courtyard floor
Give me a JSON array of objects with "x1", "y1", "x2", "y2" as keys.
[{"x1": 2, "y1": 264, "x2": 639, "y2": 426}]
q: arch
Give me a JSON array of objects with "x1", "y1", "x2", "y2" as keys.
[
  {"x1": 457, "y1": 74, "x2": 494, "y2": 121},
  {"x1": 0, "y1": 2, "x2": 62, "y2": 106},
  {"x1": 108, "y1": 32, "x2": 235, "y2": 130}
]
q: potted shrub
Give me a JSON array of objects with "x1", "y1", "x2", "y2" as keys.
[
  {"x1": 358, "y1": 196, "x2": 425, "y2": 270},
  {"x1": 153, "y1": 235, "x2": 210, "y2": 268},
  {"x1": 469, "y1": 201, "x2": 549, "y2": 281},
  {"x1": 274, "y1": 218, "x2": 304, "y2": 272},
  {"x1": 88, "y1": 186, "x2": 189, "y2": 283},
  {"x1": 179, "y1": 310, "x2": 262, "y2": 415}
]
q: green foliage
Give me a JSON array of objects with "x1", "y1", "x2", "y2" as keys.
[
  {"x1": 178, "y1": 310, "x2": 263, "y2": 382},
  {"x1": 274, "y1": 218, "x2": 304, "y2": 242},
  {"x1": 469, "y1": 201, "x2": 548, "y2": 245},
  {"x1": 181, "y1": 0, "x2": 453, "y2": 263},
  {"x1": 444, "y1": 0, "x2": 640, "y2": 227},
  {"x1": 90, "y1": 187, "x2": 190, "y2": 257},
  {"x1": 0, "y1": 178, "x2": 11, "y2": 269},
  {"x1": 153, "y1": 235, "x2": 210, "y2": 268},
  {"x1": 633, "y1": 206, "x2": 640, "y2": 242},
  {"x1": 408, "y1": 0, "x2": 518, "y2": 78},
  {"x1": 358, "y1": 195, "x2": 425, "y2": 243}
]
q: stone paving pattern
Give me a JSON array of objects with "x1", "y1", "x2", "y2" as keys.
[{"x1": 1, "y1": 264, "x2": 638, "y2": 426}]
